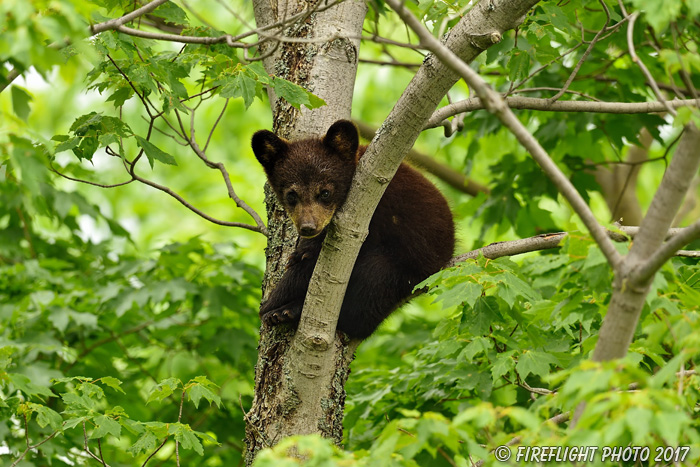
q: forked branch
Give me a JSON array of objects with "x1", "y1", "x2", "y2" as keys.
[{"x1": 386, "y1": 0, "x2": 622, "y2": 270}]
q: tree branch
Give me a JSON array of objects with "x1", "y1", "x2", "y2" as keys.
[
  {"x1": 354, "y1": 120, "x2": 490, "y2": 196},
  {"x1": 0, "y1": 67, "x2": 22, "y2": 94},
  {"x1": 173, "y1": 110, "x2": 269, "y2": 235},
  {"x1": 90, "y1": 0, "x2": 170, "y2": 34},
  {"x1": 592, "y1": 124, "x2": 700, "y2": 363},
  {"x1": 626, "y1": 124, "x2": 700, "y2": 270},
  {"x1": 448, "y1": 232, "x2": 566, "y2": 265},
  {"x1": 638, "y1": 219, "x2": 700, "y2": 282},
  {"x1": 548, "y1": 0, "x2": 612, "y2": 103},
  {"x1": 626, "y1": 12, "x2": 676, "y2": 116},
  {"x1": 130, "y1": 171, "x2": 266, "y2": 234},
  {"x1": 386, "y1": 0, "x2": 622, "y2": 271},
  {"x1": 425, "y1": 97, "x2": 699, "y2": 128}
]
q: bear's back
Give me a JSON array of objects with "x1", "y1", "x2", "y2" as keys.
[{"x1": 360, "y1": 148, "x2": 455, "y2": 278}]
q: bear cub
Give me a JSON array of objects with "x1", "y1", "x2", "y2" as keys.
[{"x1": 252, "y1": 120, "x2": 455, "y2": 339}]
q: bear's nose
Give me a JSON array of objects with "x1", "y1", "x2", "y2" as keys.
[{"x1": 299, "y1": 226, "x2": 317, "y2": 237}]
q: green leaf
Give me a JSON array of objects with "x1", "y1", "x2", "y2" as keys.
[
  {"x1": 219, "y1": 72, "x2": 258, "y2": 108},
  {"x1": 508, "y1": 49, "x2": 530, "y2": 83},
  {"x1": 63, "y1": 417, "x2": 87, "y2": 430},
  {"x1": 31, "y1": 404, "x2": 63, "y2": 430},
  {"x1": 128, "y1": 430, "x2": 158, "y2": 456},
  {"x1": 106, "y1": 86, "x2": 133, "y2": 107},
  {"x1": 11, "y1": 85, "x2": 32, "y2": 120},
  {"x1": 152, "y1": 1, "x2": 189, "y2": 25},
  {"x1": 461, "y1": 295, "x2": 500, "y2": 335},
  {"x1": 491, "y1": 352, "x2": 516, "y2": 381},
  {"x1": 187, "y1": 382, "x2": 221, "y2": 409},
  {"x1": 147, "y1": 377, "x2": 181, "y2": 404},
  {"x1": 99, "y1": 376, "x2": 126, "y2": 394},
  {"x1": 272, "y1": 78, "x2": 326, "y2": 110},
  {"x1": 135, "y1": 135, "x2": 177, "y2": 168},
  {"x1": 624, "y1": 407, "x2": 652, "y2": 444},
  {"x1": 170, "y1": 423, "x2": 204, "y2": 455},
  {"x1": 648, "y1": 353, "x2": 685, "y2": 389},
  {"x1": 90, "y1": 414, "x2": 122, "y2": 439},
  {"x1": 515, "y1": 350, "x2": 559, "y2": 380},
  {"x1": 630, "y1": 0, "x2": 682, "y2": 32},
  {"x1": 9, "y1": 374, "x2": 55, "y2": 399},
  {"x1": 54, "y1": 137, "x2": 80, "y2": 154}
]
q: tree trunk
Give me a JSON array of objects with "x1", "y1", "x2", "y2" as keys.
[
  {"x1": 593, "y1": 128, "x2": 651, "y2": 225},
  {"x1": 593, "y1": 124, "x2": 700, "y2": 362},
  {"x1": 244, "y1": 0, "x2": 366, "y2": 463}
]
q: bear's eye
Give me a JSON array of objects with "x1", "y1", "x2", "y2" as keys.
[
  {"x1": 319, "y1": 190, "x2": 331, "y2": 200},
  {"x1": 285, "y1": 191, "x2": 298, "y2": 205}
]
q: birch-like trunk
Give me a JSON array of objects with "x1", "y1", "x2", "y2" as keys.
[{"x1": 244, "y1": 0, "x2": 366, "y2": 463}]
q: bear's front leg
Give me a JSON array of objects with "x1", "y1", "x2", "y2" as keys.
[{"x1": 259, "y1": 237, "x2": 322, "y2": 328}]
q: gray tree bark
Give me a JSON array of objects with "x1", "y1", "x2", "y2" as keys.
[
  {"x1": 244, "y1": 0, "x2": 366, "y2": 463},
  {"x1": 593, "y1": 124, "x2": 700, "y2": 361}
]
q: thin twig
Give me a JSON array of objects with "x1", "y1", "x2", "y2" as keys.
[
  {"x1": 626, "y1": 12, "x2": 677, "y2": 116},
  {"x1": 548, "y1": 0, "x2": 612, "y2": 102},
  {"x1": 90, "y1": 0, "x2": 170, "y2": 34},
  {"x1": 10, "y1": 427, "x2": 60, "y2": 467},
  {"x1": 82, "y1": 421, "x2": 112, "y2": 466},
  {"x1": 131, "y1": 171, "x2": 266, "y2": 233},
  {"x1": 173, "y1": 110, "x2": 268, "y2": 234},
  {"x1": 141, "y1": 438, "x2": 169, "y2": 467}
]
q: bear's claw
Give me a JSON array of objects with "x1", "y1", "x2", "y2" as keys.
[{"x1": 261, "y1": 304, "x2": 302, "y2": 326}]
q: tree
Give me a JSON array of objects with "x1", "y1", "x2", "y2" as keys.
[{"x1": 1, "y1": 0, "x2": 699, "y2": 466}]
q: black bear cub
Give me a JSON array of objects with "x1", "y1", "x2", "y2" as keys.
[{"x1": 252, "y1": 120, "x2": 455, "y2": 339}]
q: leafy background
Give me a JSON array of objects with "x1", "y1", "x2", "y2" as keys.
[{"x1": 1, "y1": 0, "x2": 699, "y2": 465}]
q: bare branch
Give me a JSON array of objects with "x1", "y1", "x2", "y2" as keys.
[
  {"x1": 448, "y1": 232, "x2": 567, "y2": 265},
  {"x1": 627, "y1": 124, "x2": 700, "y2": 268},
  {"x1": 442, "y1": 227, "x2": 698, "y2": 269},
  {"x1": 82, "y1": 421, "x2": 112, "y2": 466},
  {"x1": 386, "y1": 0, "x2": 622, "y2": 270},
  {"x1": 90, "y1": 0, "x2": 169, "y2": 34},
  {"x1": 627, "y1": 12, "x2": 677, "y2": 116},
  {"x1": 141, "y1": 438, "x2": 169, "y2": 467},
  {"x1": 50, "y1": 163, "x2": 135, "y2": 189},
  {"x1": 426, "y1": 97, "x2": 699, "y2": 128},
  {"x1": 172, "y1": 109, "x2": 268, "y2": 235},
  {"x1": 592, "y1": 124, "x2": 700, "y2": 363},
  {"x1": 638, "y1": 219, "x2": 700, "y2": 282},
  {"x1": 10, "y1": 425, "x2": 60, "y2": 467},
  {"x1": 510, "y1": 43, "x2": 584, "y2": 93},
  {"x1": 107, "y1": 24, "x2": 248, "y2": 47},
  {"x1": 0, "y1": 67, "x2": 22, "y2": 93},
  {"x1": 131, "y1": 171, "x2": 266, "y2": 234},
  {"x1": 615, "y1": 223, "x2": 697, "y2": 240}
]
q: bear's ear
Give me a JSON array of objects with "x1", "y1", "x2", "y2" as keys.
[
  {"x1": 323, "y1": 120, "x2": 359, "y2": 162},
  {"x1": 252, "y1": 130, "x2": 288, "y2": 172}
]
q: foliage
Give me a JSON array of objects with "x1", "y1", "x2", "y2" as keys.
[
  {"x1": 1, "y1": 135, "x2": 261, "y2": 464},
  {"x1": 1, "y1": 0, "x2": 700, "y2": 465}
]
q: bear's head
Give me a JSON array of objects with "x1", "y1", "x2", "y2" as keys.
[{"x1": 252, "y1": 120, "x2": 360, "y2": 239}]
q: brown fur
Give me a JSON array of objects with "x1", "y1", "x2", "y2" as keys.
[{"x1": 252, "y1": 120, "x2": 455, "y2": 338}]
